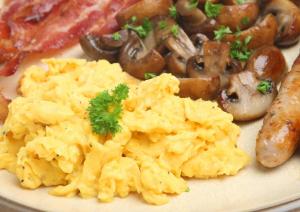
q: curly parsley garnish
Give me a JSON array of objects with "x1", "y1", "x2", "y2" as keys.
[
  {"x1": 214, "y1": 26, "x2": 232, "y2": 41},
  {"x1": 124, "y1": 18, "x2": 152, "y2": 38},
  {"x1": 204, "y1": 1, "x2": 223, "y2": 18},
  {"x1": 112, "y1": 32, "x2": 121, "y2": 41},
  {"x1": 257, "y1": 80, "x2": 272, "y2": 94},
  {"x1": 230, "y1": 35, "x2": 252, "y2": 61},
  {"x1": 169, "y1": 5, "x2": 177, "y2": 19},
  {"x1": 88, "y1": 84, "x2": 129, "y2": 136},
  {"x1": 144, "y1": 72, "x2": 157, "y2": 80}
]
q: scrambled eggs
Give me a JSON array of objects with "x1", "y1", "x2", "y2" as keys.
[{"x1": 0, "y1": 59, "x2": 249, "y2": 205}]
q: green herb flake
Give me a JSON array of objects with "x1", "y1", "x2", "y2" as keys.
[
  {"x1": 214, "y1": 26, "x2": 232, "y2": 41},
  {"x1": 236, "y1": 0, "x2": 246, "y2": 4},
  {"x1": 241, "y1": 16, "x2": 250, "y2": 25},
  {"x1": 112, "y1": 32, "x2": 121, "y2": 41},
  {"x1": 204, "y1": 1, "x2": 223, "y2": 18},
  {"x1": 169, "y1": 5, "x2": 177, "y2": 19},
  {"x1": 158, "y1": 21, "x2": 167, "y2": 29},
  {"x1": 185, "y1": 187, "x2": 190, "y2": 192},
  {"x1": 171, "y1": 24, "x2": 180, "y2": 37},
  {"x1": 188, "y1": 0, "x2": 199, "y2": 9},
  {"x1": 88, "y1": 84, "x2": 129, "y2": 136},
  {"x1": 257, "y1": 80, "x2": 272, "y2": 94},
  {"x1": 235, "y1": 26, "x2": 241, "y2": 36},
  {"x1": 124, "y1": 18, "x2": 153, "y2": 38},
  {"x1": 230, "y1": 36, "x2": 252, "y2": 61},
  {"x1": 130, "y1": 16, "x2": 137, "y2": 23},
  {"x1": 144, "y1": 72, "x2": 157, "y2": 80}
]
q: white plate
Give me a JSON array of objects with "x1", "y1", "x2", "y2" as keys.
[{"x1": 0, "y1": 42, "x2": 300, "y2": 212}]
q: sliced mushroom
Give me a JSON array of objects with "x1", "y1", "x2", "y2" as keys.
[
  {"x1": 246, "y1": 45, "x2": 287, "y2": 83},
  {"x1": 190, "y1": 33, "x2": 209, "y2": 53},
  {"x1": 119, "y1": 33, "x2": 165, "y2": 80},
  {"x1": 219, "y1": 71, "x2": 278, "y2": 121},
  {"x1": 223, "y1": 14, "x2": 278, "y2": 49},
  {"x1": 179, "y1": 76, "x2": 221, "y2": 100},
  {"x1": 176, "y1": 0, "x2": 207, "y2": 27},
  {"x1": 79, "y1": 30, "x2": 129, "y2": 63},
  {"x1": 116, "y1": 0, "x2": 172, "y2": 26},
  {"x1": 217, "y1": 3, "x2": 259, "y2": 31},
  {"x1": 263, "y1": 0, "x2": 300, "y2": 46},
  {"x1": 164, "y1": 27, "x2": 197, "y2": 76}
]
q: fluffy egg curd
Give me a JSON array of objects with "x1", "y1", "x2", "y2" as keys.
[{"x1": 0, "y1": 59, "x2": 249, "y2": 205}]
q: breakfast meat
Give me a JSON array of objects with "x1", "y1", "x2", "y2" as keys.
[
  {"x1": 256, "y1": 54, "x2": 300, "y2": 168},
  {"x1": 0, "y1": 0, "x2": 139, "y2": 76}
]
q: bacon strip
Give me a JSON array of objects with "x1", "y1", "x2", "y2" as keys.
[{"x1": 0, "y1": 0, "x2": 139, "y2": 76}]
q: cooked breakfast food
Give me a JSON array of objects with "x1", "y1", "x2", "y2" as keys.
[
  {"x1": 79, "y1": 0, "x2": 295, "y2": 122},
  {"x1": 0, "y1": 0, "x2": 138, "y2": 76},
  {"x1": 256, "y1": 55, "x2": 300, "y2": 168},
  {"x1": 0, "y1": 59, "x2": 249, "y2": 205}
]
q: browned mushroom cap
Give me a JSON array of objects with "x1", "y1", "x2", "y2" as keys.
[
  {"x1": 176, "y1": 0, "x2": 207, "y2": 27},
  {"x1": 217, "y1": 3, "x2": 259, "y2": 31},
  {"x1": 119, "y1": 32, "x2": 165, "y2": 80},
  {"x1": 202, "y1": 41, "x2": 242, "y2": 88},
  {"x1": 246, "y1": 45, "x2": 287, "y2": 83},
  {"x1": 79, "y1": 30, "x2": 129, "y2": 62},
  {"x1": 0, "y1": 93, "x2": 9, "y2": 123},
  {"x1": 223, "y1": 14, "x2": 278, "y2": 49},
  {"x1": 116, "y1": 0, "x2": 172, "y2": 26},
  {"x1": 219, "y1": 71, "x2": 278, "y2": 121},
  {"x1": 178, "y1": 76, "x2": 221, "y2": 100},
  {"x1": 164, "y1": 27, "x2": 197, "y2": 76},
  {"x1": 263, "y1": 0, "x2": 300, "y2": 46}
]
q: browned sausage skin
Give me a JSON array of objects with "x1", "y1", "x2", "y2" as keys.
[{"x1": 256, "y1": 55, "x2": 300, "y2": 168}]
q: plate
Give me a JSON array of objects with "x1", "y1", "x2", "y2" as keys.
[{"x1": 0, "y1": 40, "x2": 300, "y2": 212}]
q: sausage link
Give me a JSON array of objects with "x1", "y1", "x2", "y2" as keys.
[{"x1": 256, "y1": 55, "x2": 300, "y2": 168}]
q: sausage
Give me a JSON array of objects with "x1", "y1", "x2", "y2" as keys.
[{"x1": 256, "y1": 54, "x2": 300, "y2": 168}]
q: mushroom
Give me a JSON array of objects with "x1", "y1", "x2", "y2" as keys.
[
  {"x1": 116, "y1": 0, "x2": 172, "y2": 26},
  {"x1": 263, "y1": 0, "x2": 300, "y2": 46},
  {"x1": 178, "y1": 76, "x2": 221, "y2": 100},
  {"x1": 177, "y1": 54, "x2": 221, "y2": 100},
  {"x1": 219, "y1": 71, "x2": 278, "y2": 121},
  {"x1": 79, "y1": 30, "x2": 129, "y2": 63},
  {"x1": 119, "y1": 32, "x2": 165, "y2": 80},
  {"x1": 164, "y1": 27, "x2": 197, "y2": 76},
  {"x1": 223, "y1": 14, "x2": 278, "y2": 49},
  {"x1": 216, "y1": 3, "x2": 259, "y2": 31},
  {"x1": 176, "y1": 0, "x2": 207, "y2": 28},
  {"x1": 246, "y1": 45, "x2": 287, "y2": 83},
  {"x1": 202, "y1": 40, "x2": 242, "y2": 88}
]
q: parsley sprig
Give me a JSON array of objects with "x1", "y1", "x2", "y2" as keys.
[
  {"x1": 214, "y1": 26, "x2": 232, "y2": 41},
  {"x1": 124, "y1": 18, "x2": 152, "y2": 38},
  {"x1": 230, "y1": 35, "x2": 252, "y2": 61},
  {"x1": 204, "y1": 1, "x2": 223, "y2": 18},
  {"x1": 169, "y1": 5, "x2": 177, "y2": 19},
  {"x1": 257, "y1": 80, "x2": 272, "y2": 94},
  {"x1": 88, "y1": 84, "x2": 129, "y2": 136},
  {"x1": 188, "y1": 0, "x2": 199, "y2": 9}
]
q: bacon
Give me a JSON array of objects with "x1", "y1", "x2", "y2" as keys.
[{"x1": 0, "y1": 0, "x2": 139, "y2": 76}]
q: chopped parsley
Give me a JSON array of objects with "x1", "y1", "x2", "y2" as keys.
[
  {"x1": 158, "y1": 21, "x2": 167, "y2": 29},
  {"x1": 241, "y1": 16, "x2": 250, "y2": 25},
  {"x1": 204, "y1": 1, "x2": 223, "y2": 18},
  {"x1": 144, "y1": 72, "x2": 157, "y2": 80},
  {"x1": 236, "y1": 0, "x2": 246, "y2": 4},
  {"x1": 230, "y1": 35, "x2": 252, "y2": 61},
  {"x1": 235, "y1": 26, "x2": 242, "y2": 36},
  {"x1": 88, "y1": 84, "x2": 129, "y2": 136},
  {"x1": 124, "y1": 18, "x2": 152, "y2": 38},
  {"x1": 188, "y1": 0, "x2": 199, "y2": 9},
  {"x1": 257, "y1": 80, "x2": 272, "y2": 94},
  {"x1": 130, "y1": 16, "x2": 137, "y2": 23},
  {"x1": 171, "y1": 24, "x2": 180, "y2": 37},
  {"x1": 214, "y1": 26, "x2": 232, "y2": 41},
  {"x1": 185, "y1": 187, "x2": 191, "y2": 192},
  {"x1": 169, "y1": 5, "x2": 177, "y2": 19},
  {"x1": 112, "y1": 32, "x2": 121, "y2": 41}
]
